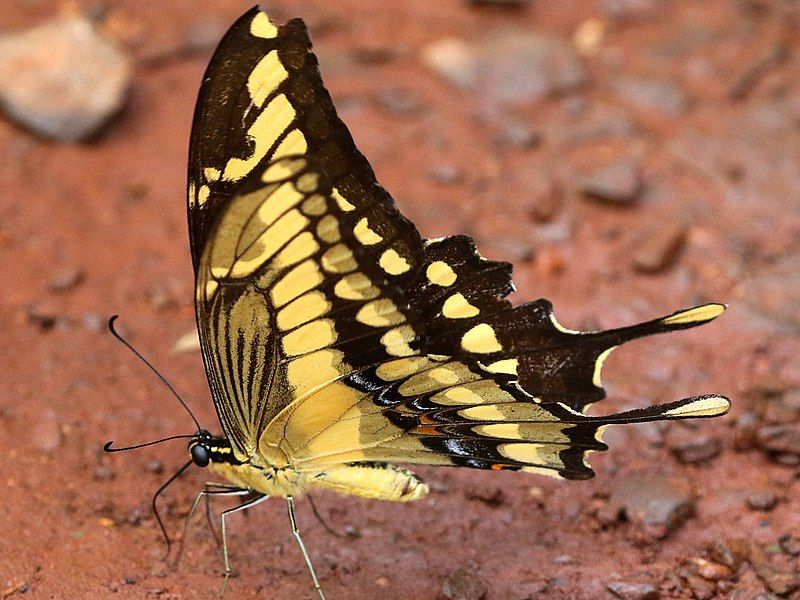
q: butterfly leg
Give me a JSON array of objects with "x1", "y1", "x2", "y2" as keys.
[
  {"x1": 219, "y1": 493, "x2": 271, "y2": 598},
  {"x1": 174, "y1": 484, "x2": 250, "y2": 569},
  {"x1": 287, "y1": 496, "x2": 326, "y2": 600}
]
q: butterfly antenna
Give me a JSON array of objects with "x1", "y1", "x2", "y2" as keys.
[
  {"x1": 103, "y1": 436, "x2": 196, "y2": 453},
  {"x1": 108, "y1": 315, "x2": 202, "y2": 431}
]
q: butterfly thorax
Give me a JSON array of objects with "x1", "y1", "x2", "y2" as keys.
[{"x1": 189, "y1": 430, "x2": 304, "y2": 497}]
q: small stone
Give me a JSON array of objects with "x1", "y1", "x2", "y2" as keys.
[
  {"x1": 494, "y1": 118, "x2": 541, "y2": 149},
  {"x1": 93, "y1": 466, "x2": 115, "y2": 481},
  {"x1": 610, "y1": 76, "x2": 688, "y2": 118},
  {"x1": 733, "y1": 411, "x2": 759, "y2": 451},
  {"x1": 756, "y1": 424, "x2": 800, "y2": 456},
  {"x1": 750, "y1": 543, "x2": 800, "y2": 596},
  {"x1": 605, "y1": 581, "x2": 660, "y2": 600},
  {"x1": 124, "y1": 576, "x2": 138, "y2": 585},
  {"x1": 429, "y1": 163, "x2": 465, "y2": 185},
  {"x1": 422, "y1": 38, "x2": 480, "y2": 90},
  {"x1": 127, "y1": 507, "x2": 146, "y2": 526},
  {"x1": 173, "y1": 329, "x2": 200, "y2": 354},
  {"x1": 48, "y1": 267, "x2": 85, "y2": 293},
  {"x1": 31, "y1": 409, "x2": 61, "y2": 451},
  {"x1": 529, "y1": 182, "x2": 562, "y2": 223},
  {"x1": 464, "y1": 486, "x2": 505, "y2": 506},
  {"x1": 608, "y1": 472, "x2": 695, "y2": 537},
  {"x1": 578, "y1": 157, "x2": 642, "y2": 205},
  {"x1": 0, "y1": 16, "x2": 131, "y2": 140},
  {"x1": 668, "y1": 434, "x2": 721, "y2": 464},
  {"x1": 442, "y1": 566, "x2": 488, "y2": 600},
  {"x1": 632, "y1": 224, "x2": 687, "y2": 274},
  {"x1": 683, "y1": 574, "x2": 716, "y2": 600},
  {"x1": 778, "y1": 534, "x2": 800, "y2": 556},
  {"x1": 27, "y1": 306, "x2": 61, "y2": 331},
  {"x1": 746, "y1": 491, "x2": 778, "y2": 512},
  {"x1": 553, "y1": 554, "x2": 574, "y2": 565},
  {"x1": 145, "y1": 460, "x2": 164, "y2": 474},
  {"x1": 602, "y1": 0, "x2": 660, "y2": 21},
  {"x1": 691, "y1": 558, "x2": 732, "y2": 581},
  {"x1": 378, "y1": 87, "x2": 423, "y2": 115},
  {"x1": 707, "y1": 538, "x2": 748, "y2": 570},
  {"x1": 81, "y1": 313, "x2": 105, "y2": 332}
]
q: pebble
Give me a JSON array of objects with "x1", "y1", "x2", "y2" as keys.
[
  {"x1": 609, "y1": 76, "x2": 688, "y2": 118},
  {"x1": 422, "y1": 38, "x2": 480, "y2": 90},
  {"x1": 145, "y1": 460, "x2": 164, "y2": 474},
  {"x1": 480, "y1": 31, "x2": 587, "y2": 105},
  {"x1": 746, "y1": 491, "x2": 778, "y2": 512},
  {"x1": 578, "y1": 157, "x2": 642, "y2": 205},
  {"x1": 632, "y1": 224, "x2": 687, "y2": 274},
  {"x1": 93, "y1": 466, "x2": 115, "y2": 481},
  {"x1": 494, "y1": 118, "x2": 541, "y2": 149},
  {"x1": 378, "y1": 87, "x2": 423, "y2": 115},
  {"x1": 124, "y1": 576, "x2": 138, "y2": 585},
  {"x1": 756, "y1": 423, "x2": 800, "y2": 456},
  {"x1": 749, "y1": 544, "x2": 800, "y2": 596},
  {"x1": 0, "y1": 16, "x2": 131, "y2": 140},
  {"x1": 429, "y1": 163, "x2": 465, "y2": 185},
  {"x1": 422, "y1": 31, "x2": 586, "y2": 106},
  {"x1": 668, "y1": 434, "x2": 721, "y2": 464},
  {"x1": 707, "y1": 538, "x2": 748, "y2": 570},
  {"x1": 529, "y1": 182, "x2": 563, "y2": 223},
  {"x1": 691, "y1": 558, "x2": 732, "y2": 582},
  {"x1": 31, "y1": 409, "x2": 62, "y2": 451},
  {"x1": 607, "y1": 472, "x2": 695, "y2": 537},
  {"x1": 464, "y1": 485, "x2": 506, "y2": 506},
  {"x1": 605, "y1": 581, "x2": 660, "y2": 600},
  {"x1": 442, "y1": 566, "x2": 488, "y2": 600},
  {"x1": 778, "y1": 534, "x2": 800, "y2": 556},
  {"x1": 48, "y1": 267, "x2": 85, "y2": 293}
]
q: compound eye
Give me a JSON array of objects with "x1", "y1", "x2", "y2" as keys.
[{"x1": 191, "y1": 444, "x2": 210, "y2": 467}]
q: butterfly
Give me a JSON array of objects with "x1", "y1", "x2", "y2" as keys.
[{"x1": 108, "y1": 7, "x2": 729, "y2": 599}]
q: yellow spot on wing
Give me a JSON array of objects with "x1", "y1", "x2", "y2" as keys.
[
  {"x1": 204, "y1": 167, "x2": 220, "y2": 182},
  {"x1": 285, "y1": 349, "x2": 345, "y2": 401},
  {"x1": 483, "y1": 358, "x2": 518, "y2": 376},
  {"x1": 274, "y1": 129, "x2": 308, "y2": 160},
  {"x1": 375, "y1": 357, "x2": 430, "y2": 381},
  {"x1": 442, "y1": 293, "x2": 479, "y2": 319},
  {"x1": 660, "y1": 304, "x2": 726, "y2": 326},
  {"x1": 498, "y1": 443, "x2": 546, "y2": 464},
  {"x1": 273, "y1": 232, "x2": 319, "y2": 270},
  {"x1": 250, "y1": 11, "x2": 279, "y2": 39},
  {"x1": 316, "y1": 215, "x2": 340, "y2": 244},
  {"x1": 301, "y1": 195, "x2": 327, "y2": 216},
  {"x1": 223, "y1": 94, "x2": 295, "y2": 181},
  {"x1": 354, "y1": 218, "x2": 383, "y2": 245},
  {"x1": 332, "y1": 188, "x2": 355, "y2": 211},
  {"x1": 232, "y1": 209, "x2": 308, "y2": 277},
  {"x1": 461, "y1": 323, "x2": 503, "y2": 354},
  {"x1": 282, "y1": 319, "x2": 336, "y2": 356},
  {"x1": 198, "y1": 184, "x2": 210, "y2": 206},
  {"x1": 262, "y1": 157, "x2": 306, "y2": 183},
  {"x1": 356, "y1": 299, "x2": 405, "y2": 327},
  {"x1": 381, "y1": 325, "x2": 417, "y2": 357},
  {"x1": 270, "y1": 259, "x2": 323, "y2": 307},
  {"x1": 321, "y1": 244, "x2": 357, "y2": 273},
  {"x1": 379, "y1": 249, "x2": 411, "y2": 275},
  {"x1": 248, "y1": 50, "x2": 288, "y2": 107},
  {"x1": 335, "y1": 272, "x2": 379, "y2": 300},
  {"x1": 459, "y1": 404, "x2": 507, "y2": 421},
  {"x1": 662, "y1": 396, "x2": 730, "y2": 418},
  {"x1": 427, "y1": 261, "x2": 457, "y2": 286},
  {"x1": 277, "y1": 291, "x2": 330, "y2": 331}
]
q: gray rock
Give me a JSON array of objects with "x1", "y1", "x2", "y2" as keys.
[
  {"x1": 756, "y1": 423, "x2": 800, "y2": 456},
  {"x1": 632, "y1": 223, "x2": 687, "y2": 274},
  {"x1": 442, "y1": 566, "x2": 488, "y2": 600},
  {"x1": 610, "y1": 76, "x2": 688, "y2": 118},
  {"x1": 746, "y1": 491, "x2": 778, "y2": 512},
  {"x1": 668, "y1": 433, "x2": 721, "y2": 464},
  {"x1": 578, "y1": 157, "x2": 642, "y2": 205},
  {"x1": 606, "y1": 581, "x2": 660, "y2": 600},
  {"x1": 608, "y1": 472, "x2": 695, "y2": 537},
  {"x1": 0, "y1": 16, "x2": 132, "y2": 140},
  {"x1": 422, "y1": 31, "x2": 586, "y2": 106}
]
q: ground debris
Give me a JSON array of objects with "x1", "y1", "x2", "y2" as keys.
[
  {"x1": 441, "y1": 565, "x2": 488, "y2": 600},
  {"x1": 605, "y1": 580, "x2": 660, "y2": 600},
  {"x1": 632, "y1": 223, "x2": 687, "y2": 274},
  {"x1": 0, "y1": 15, "x2": 131, "y2": 140},
  {"x1": 746, "y1": 491, "x2": 778, "y2": 512},
  {"x1": 607, "y1": 472, "x2": 695, "y2": 538},
  {"x1": 667, "y1": 433, "x2": 721, "y2": 465},
  {"x1": 578, "y1": 157, "x2": 642, "y2": 205},
  {"x1": 609, "y1": 76, "x2": 688, "y2": 117}
]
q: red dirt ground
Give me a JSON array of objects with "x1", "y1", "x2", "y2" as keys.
[{"x1": 1, "y1": 1, "x2": 799, "y2": 599}]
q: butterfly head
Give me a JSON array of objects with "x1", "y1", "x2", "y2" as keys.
[{"x1": 188, "y1": 430, "x2": 237, "y2": 468}]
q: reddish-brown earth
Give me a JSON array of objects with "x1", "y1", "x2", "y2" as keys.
[{"x1": 1, "y1": 1, "x2": 799, "y2": 599}]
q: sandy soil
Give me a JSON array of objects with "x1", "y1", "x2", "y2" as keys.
[{"x1": 1, "y1": 1, "x2": 799, "y2": 598}]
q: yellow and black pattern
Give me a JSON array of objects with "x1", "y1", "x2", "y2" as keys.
[{"x1": 188, "y1": 8, "x2": 729, "y2": 487}]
